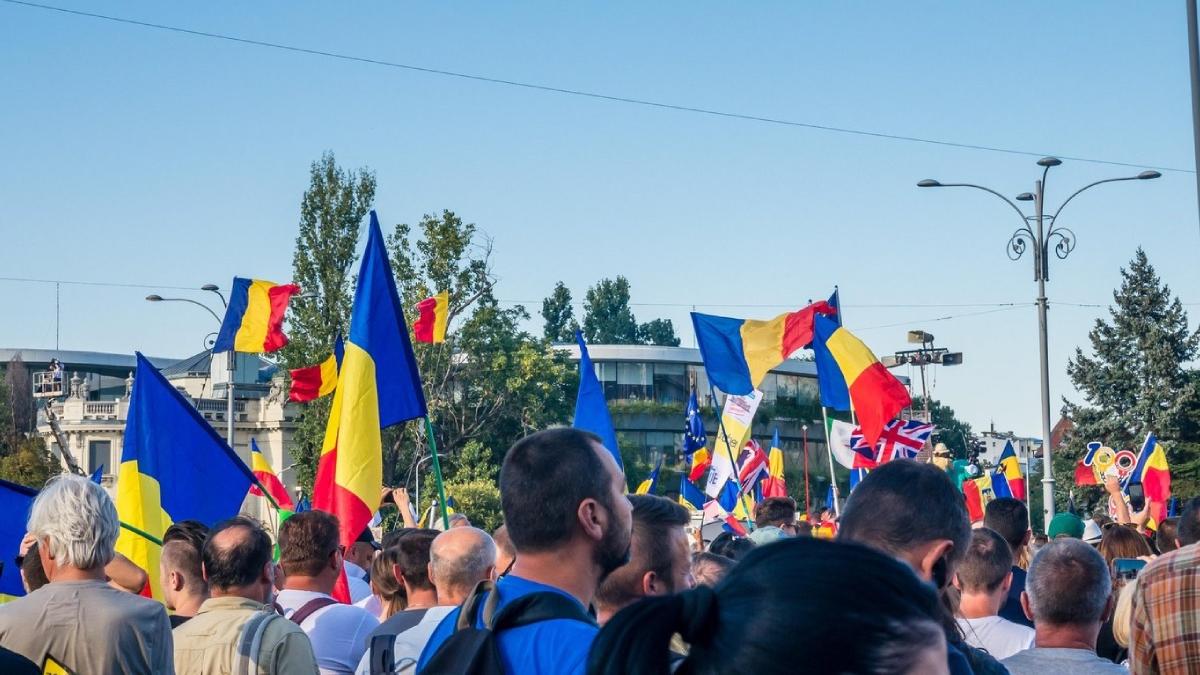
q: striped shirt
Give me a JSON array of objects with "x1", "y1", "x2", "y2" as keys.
[{"x1": 1130, "y1": 544, "x2": 1200, "y2": 674}]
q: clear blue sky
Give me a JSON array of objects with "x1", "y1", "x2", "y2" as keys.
[{"x1": 2, "y1": 1, "x2": 1197, "y2": 439}]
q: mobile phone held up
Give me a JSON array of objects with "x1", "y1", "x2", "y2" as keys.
[
  {"x1": 1128, "y1": 482, "x2": 1146, "y2": 512},
  {"x1": 1114, "y1": 557, "x2": 1147, "y2": 580}
]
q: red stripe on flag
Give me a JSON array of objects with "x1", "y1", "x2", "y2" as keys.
[
  {"x1": 289, "y1": 364, "x2": 324, "y2": 403},
  {"x1": 313, "y1": 446, "x2": 374, "y2": 604},
  {"x1": 848, "y1": 362, "x2": 912, "y2": 448},
  {"x1": 414, "y1": 296, "x2": 439, "y2": 343},
  {"x1": 263, "y1": 284, "x2": 300, "y2": 353},
  {"x1": 780, "y1": 301, "x2": 837, "y2": 356},
  {"x1": 252, "y1": 470, "x2": 295, "y2": 510}
]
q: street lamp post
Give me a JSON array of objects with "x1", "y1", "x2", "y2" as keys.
[
  {"x1": 918, "y1": 158, "x2": 1159, "y2": 529},
  {"x1": 146, "y1": 286, "x2": 234, "y2": 448}
]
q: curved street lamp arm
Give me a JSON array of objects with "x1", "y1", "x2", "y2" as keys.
[
  {"x1": 156, "y1": 297, "x2": 223, "y2": 325},
  {"x1": 931, "y1": 182, "x2": 1030, "y2": 226},
  {"x1": 1050, "y1": 176, "x2": 1139, "y2": 225}
]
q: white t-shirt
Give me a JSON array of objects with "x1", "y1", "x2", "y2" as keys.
[
  {"x1": 343, "y1": 560, "x2": 374, "y2": 604},
  {"x1": 277, "y1": 589, "x2": 380, "y2": 675},
  {"x1": 956, "y1": 615, "x2": 1036, "y2": 660}
]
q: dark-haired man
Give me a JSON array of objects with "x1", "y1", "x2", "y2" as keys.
[
  {"x1": 174, "y1": 516, "x2": 318, "y2": 674},
  {"x1": 596, "y1": 494, "x2": 693, "y2": 624},
  {"x1": 277, "y1": 511, "x2": 379, "y2": 674},
  {"x1": 954, "y1": 528, "x2": 1034, "y2": 659},
  {"x1": 161, "y1": 520, "x2": 211, "y2": 627},
  {"x1": 984, "y1": 497, "x2": 1034, "y2": 628},
  {"x1": 838, "y1": 460, "x2": 988, "y2": 675},
  {"x1": 418, "y1": 427, "x2": 632, "y2": 675}
]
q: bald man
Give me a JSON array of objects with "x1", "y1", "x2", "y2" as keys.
[{"x1": 355, "y1": 527, "x2": 496, "y2": 675}]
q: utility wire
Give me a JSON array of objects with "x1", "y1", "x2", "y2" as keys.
[{"x1": 2, "y1": 0, "x2": 1192, "y2": 174}]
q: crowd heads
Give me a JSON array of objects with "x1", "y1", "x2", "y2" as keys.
[
  {"x1": 588, "y1": 537, "x2": 947, "y2": 675},
  {"x1": 429, "y1": 526, "x2": 497, "y2": 602},
  {"x1": 202, "y1": 516, "x2": 274, "y2": 593},
  {"x1": 27, "y1": 472, "x2": 119, "y2": 574},
  {"x1": 278, "y1": 510, "x2": 341, "y2": 579},
  {"x1": 596, "y1": 494, "x2": 692, "y2": 623},
  {"x1": 956, "y1": 528, "x2": 1012, "y2": 595},
  {"x1": 1024, "y1": 538, "x2": 1112, "y2": 626}
]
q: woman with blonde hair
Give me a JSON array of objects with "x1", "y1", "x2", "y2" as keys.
[{"x1": 367, "y1": 547, "x2": 407, "y2": 620}]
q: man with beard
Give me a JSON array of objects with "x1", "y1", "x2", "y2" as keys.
[
  {"x1": 418, "y1": 428, "x2": 632, "y2": 675},
  {"x1": 595, "y1": 494, "x2": 693, "y2": 625}
]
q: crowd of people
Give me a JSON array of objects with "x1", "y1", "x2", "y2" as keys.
[{"x1": 2, "y1": 426, "x2": 1199, "y2": 674}]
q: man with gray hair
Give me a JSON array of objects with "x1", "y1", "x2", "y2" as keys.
[
  {"x1": 356, "y1": 527, "x2": 496, "y2": 674},
  {"x1": 1001, "y1": 538, "x2": 1125, "y2": 674},
  {"x1": 0, "y1": 474, "x2": 173, "y2": 673}
]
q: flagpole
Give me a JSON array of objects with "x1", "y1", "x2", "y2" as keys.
[
  {"x1": 707, "y1": 384, "x2": 755, "y2": 532},
  {"x1": 424, "y1": 415, "x2": 451, "y2": 529},
  {"x1": 820, "y1": 407, "x2": 841, "y2": 516},
  {"x1": 802, "y1": 424, "x2": 811, "y2": 520},
  {"x1": 120, "y1": 521, "x2": 163, "y2": 547}
]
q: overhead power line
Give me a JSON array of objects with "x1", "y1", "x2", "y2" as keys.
[{"x1": 2, "y1": 0, "x2": 1193, "y2": 174}]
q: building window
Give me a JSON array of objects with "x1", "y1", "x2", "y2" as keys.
[
  {"x1": 595, "y1": 362, "x2": 618, "y2": 400},
  {"x1": 87, "y1": 440, "x2": 111, "y2": 475},
  {"x1": 616, "y1": 362, "x2": 652, "y2": 400},
  {"x1": 777, "y1": 374, "x2": 801, "y2": 404},
  {"x1": 653, "y1": 363, "x2": 687, "y2": 404},
  {"x1": 759, "y1": 373, "x2": 778, "y2": 403}
]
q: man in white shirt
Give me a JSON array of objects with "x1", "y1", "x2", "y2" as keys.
[
  {"x1": 343, "y1": 528, "x2": 377, "y2": 604},
  {"x1": 277, "y1": 512, "x2": 380, "y2": 675},
  {"x1": 954, "y1": 527, "x2": 1035, "y2": 660},
  {"x1": 357, "y1": 527, "x2": 496, "y2": 674}
]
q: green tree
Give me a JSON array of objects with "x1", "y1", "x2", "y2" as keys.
[
  {"x1": 912, "y1": 396, "x2": 975, "y2": 458},
  {"x1": 6, "y1": 355, "x2": 33, "y2": 435},
  {"x1": 0, "y1": 436, "x2": 56, "y2": 489},
  {"x1": 1063, "y1": 248, "x2": 1200, "y2": 502},
  {"x1": 384, "y1": 211, "x2": 577, "y2": 489},
  {"x1": 282, "y1": 152, "x2": 376, "y2": 492},
  {"x1": 419, "y1": 478, "x2": 503, "y2": 533},
  {"x1": 583, "y1": 277, "x2": 640, "y2": 344},
  {"x1": 540, "y1": 281, "x2": 579, "y2": 343},
  {"x1": 637, "y1": 318, "x2": 681, "y2": 347}
]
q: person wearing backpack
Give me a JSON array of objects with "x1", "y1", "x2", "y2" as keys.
[
  {"x1": 276, "y1": 511, "x2": 381, "y2": 674},
  {"x1": 173, "y1": 516, "x2": 319, "y2": 675},
  {"x1": 417, "y1": 428, "x2": 633, "y2": 675}
]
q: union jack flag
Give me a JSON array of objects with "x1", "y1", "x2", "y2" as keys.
[{"x1": 850, "y1": 419, "x2": 935, "y2": 465}]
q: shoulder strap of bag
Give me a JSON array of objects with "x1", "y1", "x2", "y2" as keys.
[
  {"x1": 234, "y1": 610, "x2": 280, "y2": 675},
  {"x1": 490, "y1": 591, "x2": 597, "y2": 631},
  {"x1": 288, "y1": 596, "x2": 339, "y2": 626}
]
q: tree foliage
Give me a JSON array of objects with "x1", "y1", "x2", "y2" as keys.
[
  {"x1": 637, "y1": 318, "x2": 681, "y2": 347},
  {"x1": 6, "y1": 355, "x2": 33, "y2": 436},
  {"x1": 583, "y1": 277, "x2": 640, "y2": 344},
  {"x1": 540, "y1": 282, "x2": 578, "y2": 344},
  {"x1": 0, "y1": 436, "x2": 57, "y2": 489},
  {"x1": 1064, "y1": 248, "x2": 1200, "y2": 500},
  {"x1": 283, "y1": 152, "x2": 376, "y2": 492}
]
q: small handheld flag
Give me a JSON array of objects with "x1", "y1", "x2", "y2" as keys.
[
  {"x1": 997, "y1": 441, "x2": 1025, "y2": 500},
  {"x1": 635, "y1": 458, "x2": 662, "y2": 495},
  {"x1": 249, "y1": 439, "x2": 296, "y2": 510},
  {"x1": 414, "y1": 291, "x2": 450, "y2": 344},
  {"x1": 683, "y1": 386, "x2": 709, "y2": 481},
  {"x1": 213, "y1": 278, "x2": 301, "y2": 353},
  {"x1": 679, "y1": 475, "x2": 706, "y2": 511},
  {"x1": 761, "y1": 429, "x2": 787, "y2": 499},
  {"x1": 1126, "y1": 432, "x2": 1171, "y2": 524}
]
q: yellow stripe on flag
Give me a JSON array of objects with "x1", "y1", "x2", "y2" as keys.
[
  {"x1": 114, "y1": 461, "x2": 172, "y2": 601},
  {"x1": 739, "y1": 313, "x2": 788, "y2": 390},
  {"x1": 317, "y1": 354, "x2": 339, "y2": 398},
  {"x1": 433, "y1": 291, "x2": 450, "y2": 343},
  {"x1": 233, "y1": 280, "x2": 278, "y2": 352},
  {"x1": 321, "y1": 342, "x2": 382, "y2": 510},
  {"x1": 824, "y1": 327, "x2": 878, "y2": 383}
]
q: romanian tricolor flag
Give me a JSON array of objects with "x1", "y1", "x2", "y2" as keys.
[
  {"x1": 249, "y1": 438, "x2": 295, "y2": 510},
  {"x1": 679, "y1": 475, "x2": 706, "y2": 511},
  {"x1": 289, "y1": 334, "x2": 345, "y2": 403},
  {"x1": 313, "y1": 211, "x2": 427, "y2": 603},
  {"x1": 691, "y1": 301, "x2": 837, "y2": 396},
  {"x1": 213, "y1": 278, "x2": 301, "y2": 353},
  {"x1": 683, "y1": 386, "x2": 710, "y2": 481},
  {"x1": 997, "y1": 441, "x2": 1025, "y2": 500},
  {"x1": 761, "y1": 429, "x2": 787, "y2": 499},
  {"x1": 116, "y1": 353, "x2": 256, "y2": 600},
  {"x1": 1127, "y1": 432, "x2": 1171, "y2": 524},
  {"x1": 635, "y1": 458, "x2": 662, "y2": 495},
  {"x1": 812, "y1": 315, "x2": 911, "y2": 448},
  {"x1": 414, "y1": 291, "x2": 450, "y2": 344}
]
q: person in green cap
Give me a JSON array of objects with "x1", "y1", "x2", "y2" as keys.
[{"x1": 1047, "y1": 512, "x2": 1085, "y2": 539}]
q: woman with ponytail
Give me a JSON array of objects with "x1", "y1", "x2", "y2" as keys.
[{"x1": 587, "y1": 537, "x2": 949, "y2": 675}]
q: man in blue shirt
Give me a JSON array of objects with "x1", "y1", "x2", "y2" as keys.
[
  {"x1": 984, "y1": 497, "x2": 1035, "y2": 628},
  {"x1": 418, "y1": 428, "x2": 633, "y2": 674}
]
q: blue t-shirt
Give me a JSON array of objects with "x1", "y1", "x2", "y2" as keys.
[
  {"x1": 417, "y1": 575, "x2": 598, "y2": 675},
  {"x1": 999, "y1": 566, "x2": 1033, "y2": 628}
]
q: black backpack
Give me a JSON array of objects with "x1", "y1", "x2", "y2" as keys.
[{"x1": 417, "y1": 579, "x2": 596, "y2": 675}]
